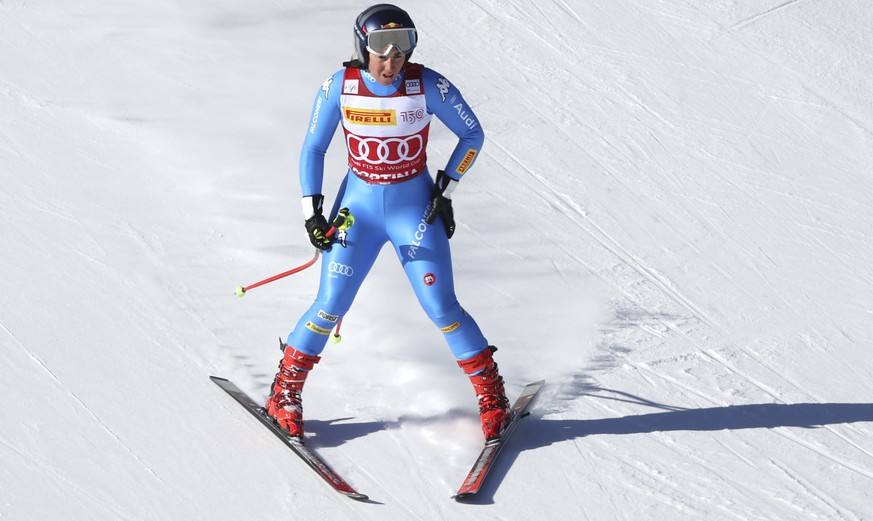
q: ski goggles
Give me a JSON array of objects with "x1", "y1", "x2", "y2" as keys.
[{"x1": 365, "y1": 28, "x2": 417, "y2": 56}]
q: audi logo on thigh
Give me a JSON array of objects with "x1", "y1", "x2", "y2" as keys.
[
  {"x1": 328, "y1": 262, "x2": 354, "y2": 277},
  {"x1": 347, "y1": 134, "x2": 423, "y2": 165}
]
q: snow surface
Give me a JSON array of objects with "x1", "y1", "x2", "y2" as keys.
[{"x1": 3, "y1": 0, "x2": 873, "y2": 519}]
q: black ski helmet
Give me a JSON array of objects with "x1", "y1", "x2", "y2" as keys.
[{"x1": 346, "y1": 4, "x2": 417, "y2": 68}]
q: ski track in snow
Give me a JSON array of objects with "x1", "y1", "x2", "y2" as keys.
[
  {"x1": 0, "y1": 437, "x2": 141, "y2": 521},
  {"x1": 1, "y1": 322, "x2": 165, "y2": 486},
  {"x1": 728, "y1": 0, "x2": 810, "y2": 31}
]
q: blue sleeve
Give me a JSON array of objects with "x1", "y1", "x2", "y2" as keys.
[
  {"x1": 422, "y1": 67, "x2": 485, "y2": 181},
  {"x1": 299, "y1": 70, "x2": 344, "y2": 197}
]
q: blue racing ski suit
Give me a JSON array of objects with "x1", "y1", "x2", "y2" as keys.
[{"x1": 287, "y1": 63, "x2": 488, "y2": 361}]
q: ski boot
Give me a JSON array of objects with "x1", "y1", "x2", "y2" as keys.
[
  {"x1": 265, "y1": 342, "x2": 320, "y2": 437},
  {"x1": 458, "y1": 346, "x2": 511, "y2": 442}
]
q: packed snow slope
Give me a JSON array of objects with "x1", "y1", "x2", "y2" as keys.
[{"x1": 2, "y1": 1, "x2": 873, "y2": 519}]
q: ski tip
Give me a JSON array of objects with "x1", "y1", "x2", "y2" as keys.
[
  {"x1": 452, "y1": 492, "x2": 476, "y2": 502},
  {"x1": 344, "y1": 492, "x2": 370, "y2": 501}
]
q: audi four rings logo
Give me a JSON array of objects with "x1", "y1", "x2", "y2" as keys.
[
  {"x1": 347, "y1": 134, "x2": 424, "y2": 165},
  {"x1": 328, "y1": 262, "x2": 354, "y2": 277}
]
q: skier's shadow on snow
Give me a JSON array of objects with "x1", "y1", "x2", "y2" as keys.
[
  {"x1": 296, "y1": 391, "x2": 873, "y2": 505},
  {"x1": 535, "y1": 388, "x2": 873, "y2": 439},
  {"x1": 456, "y1": 388, "x2": 873, "y2": 504},
  {"x1": 305, "y1": 408, "x2": 480, "y2": 449},
  {"x1": 304, "y1": 417, "x2": 395, "y2": 448}
]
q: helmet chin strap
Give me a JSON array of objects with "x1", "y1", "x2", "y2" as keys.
[{"x1": 342, "y1": 57, "x2": 365, "y2": 68}]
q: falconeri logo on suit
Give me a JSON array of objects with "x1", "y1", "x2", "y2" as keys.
[{"x1": 343, "y1": 107, "x2": 397, "y2": 125}]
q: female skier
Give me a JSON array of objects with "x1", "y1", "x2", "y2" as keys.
[{"x1": 265, "y1": 4, "x2": 511, "y2": 441}]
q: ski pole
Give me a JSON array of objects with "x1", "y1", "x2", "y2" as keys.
[
  {"x1": 234, "y1": 209, "x2": 354, "y2": 297},
  {"x1": 234, "y1": 250, "x2": 320, "y2": 297},
  {"x1": 331, "y1": 318, "x2": 344, "y2": 343}
]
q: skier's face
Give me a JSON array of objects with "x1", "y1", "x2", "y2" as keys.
[{"x1": 368, "y1": 49, "x2": 406, "y2": 86}]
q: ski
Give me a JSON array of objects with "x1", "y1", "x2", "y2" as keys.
[
  {"x1": 452, "y1": 380, "x2": 545, "y2": 501},
  {"x1": 210, "y1": 376, "x2": 368, "y2": 501}
]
